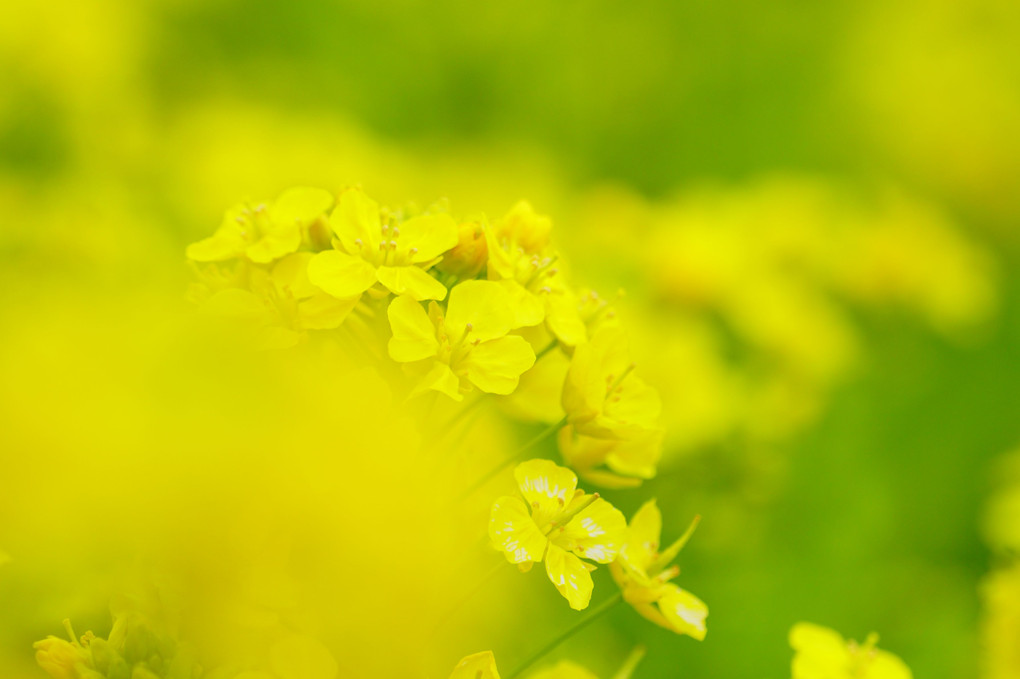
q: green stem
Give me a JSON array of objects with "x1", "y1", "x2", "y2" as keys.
[
  {"x1": 533, "y1": 339, "x2": 560, "y2": 362},
  {"x1": 456, "y1": 417, "x2": 567, "y2": 501},
  {"x1": 505, "y1": 592, "x2": 623, "y2": 679}
]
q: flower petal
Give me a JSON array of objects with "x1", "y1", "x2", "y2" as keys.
[
  {"x1": 418, "y1": 361, "x2": 462, "y2": 401},
  {"x1": 500, "y1": 280, "x2": 545, "y2": 328},
  {"x1": 560, "y1": 497, "x2": 626, "y2": 564},
  {"x1": 658, "y1": 585, "x2": 708, "y2": 640},
  {"x1": 545, "y1": 543, "x2": 595, "y2": 610},
  {"x1": 307, "y1": 250, "x2": 378, "y2": 299},
  {"x1": 376, "y1": 265, "x2": 448, "y2": 301},
  {"x1": 619, "y1": 499, "x2": 662, "y2": 573},
  {"x1": 299, "y1": 293, "x2": 358, "y2": 330},
  {"x1": 460, "y1": 336, "x2": 536, "y2": 395},
  {"x1": 246, "y1": 226, "x2": 302, "y2": 264},
  {"x1": 329, "y1": 187, "x2": 382, "y2": 253},
  {"x1": 446, "y1": 280, "x2": 516, "y2": 343},
  {"x1": 449, "y1": 651, "x2": 501, "y2": 679},
  {"x1": 489, "y1": 496, "x2": 547, "y2": 564},
  {"x1": 269, "y1": 187, "x2": 334, "y2": 224},
  {"x1": 399, "y1": 213, "x2": 459, "y2": 263},
  {"x1": 387, "y1": 295, "x2": 439, "y2": 363},
  {"x1": 514, "y1": 459, "x2": 577, "y2": 519}
]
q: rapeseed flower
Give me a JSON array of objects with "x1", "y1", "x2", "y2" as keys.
[
  {"x1": 489, "y1": 459, "x2": 626, "y2": 610},
  {"x1": 387, "y1": 280, "x2": 536, "y2": 400},
  {"x1": 789, "y1": 623, "x2": 912, "y2": 679},
  {"x1": 610, "y1": 500, "x2": 707, "y2": 639},
  {"x1": 559, "y1": 327, "x2": 663, "y2": 485},
  {"x1": 561, "y1": 327, "x2": 660, "y2": 440},
  {"x1": 308, "y1": 187, "x2": 458, "y2": 301},
  {"x1": 187, "y1": 187, "x2": 334, "y2": 264},
  {"x1": 485, "y1": 202, "x2": 586, "y2": 345}
]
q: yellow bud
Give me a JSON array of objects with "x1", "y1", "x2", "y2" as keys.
[
  {"x1": 34, "y1": 636, "x2": 87, "y2": 679},
  {"x1": 437, "y1": 220, "x2": 488, "y2": 278}
]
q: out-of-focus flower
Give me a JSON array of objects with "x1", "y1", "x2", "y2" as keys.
[
  {"x1": 309, "y1": 187, "x2": 458, "y2": 301},
  {"x1": 528, "y1": 661, "x2": 598, "y2": 679},
  {"x1": 438, "y1": 219, "x2": 489, "y2": 279},
  {"x1": 789, "y1": 622, "x2": 912, "y2": 679},
  {"x1": 981, "y1": 562, "x2": 1020, "y2": 679},
  {"x1": 485, "y1": 202, "x2": 587, "y2": 345},
  {"x1": 449, "y1": 651, "x2": 500, "y2": 679},
  {"x1": 387, "y1": 280, "x2": 536, "y2": 400},
  {"x1": 561, "y1": 327, "x2": 660, "y2": 440},
  {"x1": 193, "y1": 254, "x2": 358, "y2": 349},
  {"x1": 187, "y1": 188, "x2": 334, "y2": 265},
  {"x1": 35, "y1": 613, "x2": 203, "y2": 679},
  {"x1": 558, "y1": 425, "x2": 661, "y2": 490},
  {"x1": 610, "y1": 500, "x2": 707, "y2": 639},
  {"x1": 489, "y1": 459, "x2": 626, "y2": 610},
  {"x1": 558, "y1": 327, "x2": 662, "y2": 486}
]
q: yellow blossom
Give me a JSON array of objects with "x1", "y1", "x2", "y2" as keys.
[
  {"x1": 449, "y1": 651, "x2": 500, "y2": 679},
  {"x1": 789, "y1": 623, "x2": 912, "y2": 679},
  {"x1": 186, "y1": 187, "x2": 334, "y2": 264},
  {"x1": 387, "y1": 280, "x2": 536, "y2": 400},
  {"x1": 485, "y1": 202, "x2": 587, "y2": 345},
  {"x1": 438, "y1": 219, "x2": 489, "y2": 279},
  {"x1": 308, "y1": 187, "x2": 458, "y2": 301},
  {"x1": 558, "y1": 425, "x2": 662, "y2": 489},
  {"x1": 610, "y1": 500, "x2": 707, "y2": 639},
  {"x1": 197, "y1": 252, "x2": 358, "y2": 349},
  {"x1": 34, "y1": 620, "x2": 93, "y2": 679},
  {"x1": 489, "y1": 459, "x2": 626, "y2": 610}
]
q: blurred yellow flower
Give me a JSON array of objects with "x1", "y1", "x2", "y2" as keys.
[
  {"x1": 309, "y1": 187, "x2": 458, "y2": 301},
  {"x1": 438, "y1": 219, "x2": 489, "y2": 279},
  {"x1": 449, "y1": 650, "x2": 501, "y2": 679},
  {"x1": 558, "y1": 425, "x2": 662, "y2": 489},
  {"x1": 789, "y1": 622, "x2": 912, "y2": 679},
  {"x1": 387, "y1": 280, "x2": 536, "y2": 400},
  {"x1": 186, "y1": 187, "x2": 334, "y2": 265},
  {"x1": 528, "y1": 660, "x2": 599, "y2": 679},
  {"x1": 489, "y1": 459, "x2": 626, "y2": 610},
  {"x1": 561, "y1": 327, "x2": 660, "y2": 441},
  {"x1": 610, "y1": 500, "x2": 707, "y2": 639}
]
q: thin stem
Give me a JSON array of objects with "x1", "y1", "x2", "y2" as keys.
[
  {"x1": 611, "y1": 645, "x2": 647, "y2": 679},
  {"x1": 505, "y1": 592, "x2": 623, "y2": 679},
  {"x1": 533, "y1": 339, "x2": 560, "y2": 363},
  {"x1": 456, "y1": 417, "x2": 567, "y2": 501}
]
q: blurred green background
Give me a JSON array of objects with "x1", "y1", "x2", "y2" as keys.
[{"x1": 2, "y1": 0, "x2": 1019, "y2": 677}]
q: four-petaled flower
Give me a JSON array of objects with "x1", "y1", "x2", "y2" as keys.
[
  {"x1": 489, "y1": 459, "x2": 626, "y2": 610},
  {"x1": 309, "y1": 187, "x2": 458, "y2": 301},
  {"x1": 387, "y1": 280, "x2": 536, "y2": 400},
  {"x1": 610, "y1": 499, "x2": 708, "y2": 640}
]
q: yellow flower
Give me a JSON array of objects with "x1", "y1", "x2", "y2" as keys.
[
  {"x1": 437, "y1": 219, "x2": 488, "y2": 279},
  {"x1": 187, "y1": 187, "x2": 334, "y2": 264},
  {"x1": 449, "y1": 651, "x2": 500, "y2": 679},
  {"x1": 198, "y1": 253, "x2": 359, "y2": 349},
  {"x1": 610, "y1": 500, "x2": 707, "y2": 639},
  {"x1": 789, "y1": 623, "x2": 913, "y2": 679},
  {"x1": 561, "y1": 327, "x2": 661, "y2": 440},
  {"x1": 308, "y1": 187, "x2": 458, "y2": 301},
  {"x1": 386, "y1": 280, "x2": 536, "y2": 400},
  {"x1": 485, "y1": 202, "x2": 587, "y2": 346},
  {"x1": 34, "y1": 620, "x2": 93, "y2": 679},
  {"x1": 489, "y1": 459, "x2": 626, "y2": 610},
  {"x1": 557, "y1": 425, "x2": 662, "y2": 489}
]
